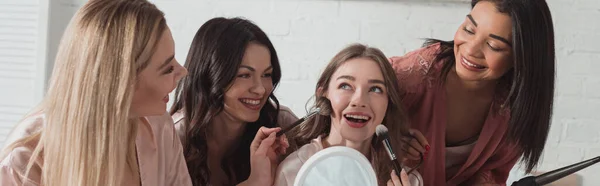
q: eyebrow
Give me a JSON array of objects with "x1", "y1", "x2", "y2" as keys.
[
  {"x1": 337, "y1": 75, "x2": 385, "y2": 85},
  {"x1": 467, "y1": 14, "x2": 512, "y2": 47},
  {"x1": 467, "y1": 14, "x2": 478, "y2": 27},
  {"x1": 368, "y1": 79, "x2": 385, "y2": 85},
  {"x1": 240, "y1": 65, "x2": 255, "y2": 71},
  {"x1": 489, "y1": 34, "x2": 512, "y2": 47},
  {"x1": 158, "y1": 55, "x2": 174, "y2": 70},
  {"x1": 337, "y1": 75, "x2": 355, "y2": 81},
  {"x1": 240, "y1": 65, "x2": 273, "y2": 72}
]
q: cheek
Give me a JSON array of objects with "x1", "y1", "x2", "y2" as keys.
[
  {"x1": 131, "y1": 89, "x2": 145, "y2": 106},
  {"x1": 223, "y1": 89, "x2": 241, "y2": 112},
  {"x1": 373, "y1": 96, "x2": 388, "y2": 124},
  {"x1": 134, "y1": 79, "x2": 158, "y2": 101},
  {"x1": 142, "y1": 73, "x2": 175, "y2": 95},
  {"x1": 327, "y1": 91, "x2": 350, "y2": 118},
  {"x1": 453, "y1": 35, "x2": 467, "y2": 59},
  {"x1": 225, "y1": 84, "x2": 241, "y2": 100},
  {"x1": 486, "y1": 54, "x2": 513, "y2": 74},
  {"x1": 453, "y1": 27, "x2": 467, "y2": 45},
  {"x1": 130, "y1": 79, "x2": 165, "y2": 114},
  {"x1": 263, "y1": 79, "x2": 274, "y2": 94},
  {"x1": 165, "y1": 74, "x2": 177, "y2": 89},
  {"x1": 224, "y1": 80, "x2": 250, "y2": 102}
]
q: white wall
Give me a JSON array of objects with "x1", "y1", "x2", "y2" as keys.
[
  {"x1": 0, "y1": 0, "x2": 48, "y2": 146},
  {"x1": 1, "y1": 0, "x2": 599, "y2": 185}
]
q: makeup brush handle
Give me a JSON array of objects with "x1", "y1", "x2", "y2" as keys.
[
  {"x1": 276, "y1": 118, "x2": 306, "y2": 137},
  {"x1": 392, "y1": 159, "x2": 402, "y2": 177}
]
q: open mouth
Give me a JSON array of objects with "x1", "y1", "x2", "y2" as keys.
[
  {"x1": 461, "y1": 57, "x2": 487, "y2": 70},
  {"x1": 344, "y1": 114, "x2": 371, "y2": 123},
  {"x1": 240, "y1": 98, "x2": 261, "y2": 110},
  {"x1": 344, "y1": 113, "x2": 372, "y2": 128}
]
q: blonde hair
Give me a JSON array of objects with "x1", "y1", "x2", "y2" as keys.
[{"x1": 1, "y1": 0, "x2": 167, "y2": 185}]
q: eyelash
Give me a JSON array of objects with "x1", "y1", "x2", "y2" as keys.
[
  {"x1": 463, "y1": 26, "x2": 502, "y2": 52},
  {"x1": 370, "y1": 86, "x2": 383, "y2": 93},
  {"x1": 339, "y1": 83, "x2": 351, "y2": 89},
  {"x1": 338, "y1": 83, "x2": 384, "y2": 94},
  {"x1": 164, "y1": 66, "x2": 174, "y2": 74},
  {"x1": 237, "y1": 73, "x2": 273, "y2": 78},
  {"x1": 488, "y1": 43, "x2": 501, "y2": 52},
  {"x1": 463, "y1": 26, "x2": 475, "y2": 35}
]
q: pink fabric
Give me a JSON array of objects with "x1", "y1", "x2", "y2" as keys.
[
  {"x1": 389, "y1": 43, "x2": 522, "y2": 186},
  {"x1": 445, "y1": 141, "x2": 477, "y2": 180},
  {"x1": 0, "y1": 112, "x2": 192, "y2": 186}
]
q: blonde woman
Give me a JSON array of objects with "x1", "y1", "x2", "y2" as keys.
[{"x1": 0, "y1": 0, "x2": 192, "y2": 185}]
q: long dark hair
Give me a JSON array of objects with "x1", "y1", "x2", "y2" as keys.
[
  {"x1": 169, "y1": 17, "x2": 282, "y2": 185},
  {"x1": 424, "y1": 0, "x2": 555, "y2": 173},
  {"x1": 289, "y1": 44, "x2": 410, "y2": 186}
]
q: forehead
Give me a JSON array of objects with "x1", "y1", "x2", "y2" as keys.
[
  {"x1": 470, "y1": 1, "x2": 512, "y2": 39},
  {"x1": 332, "y1": 57, "x2": 384, "y2": 81},
  {"x1": 240, "y1": 42, "x2": 271, "y2": 68}
]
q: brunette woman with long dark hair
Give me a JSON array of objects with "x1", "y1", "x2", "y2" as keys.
[{"x1": 170, "y1": 17, "x2": 298, "y2": 186}]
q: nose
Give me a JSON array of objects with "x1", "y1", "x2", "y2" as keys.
[
  {"x1": 349, "y1": 90, "x2": 367, "y2": 108},
  {"x1": 249, "y1": 77, "x2": 266, "y2": 96},
  {"x1": 463, "y1": 37, "x2": 485, "y2": 59},
  {"x1": 175, "y1": 61, "x2": 188, "y2": 82}
]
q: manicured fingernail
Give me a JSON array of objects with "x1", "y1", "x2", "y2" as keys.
[{"x1": 425, "y1": 145, "x2": 430, "y2": 151}]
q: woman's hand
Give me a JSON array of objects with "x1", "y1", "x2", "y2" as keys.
[
  {"x1": 239, "y1": 127, "x2": 289, "y2": 186},
  {"x1": 387, "y1": 169, "x2": 411, "y2": 186},
  {"x1": 400, "y1": 129, "x2": 430, "y2": 161}
]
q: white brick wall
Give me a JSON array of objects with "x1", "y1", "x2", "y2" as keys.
[{"x1": 1, "y1": 0, "x2": 599, "y2": 185}]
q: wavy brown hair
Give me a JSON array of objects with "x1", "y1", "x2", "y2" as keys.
[{"x1": 288, "y1": 44, "x2": 410, "y2": 185}]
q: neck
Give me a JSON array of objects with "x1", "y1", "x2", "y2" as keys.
[
  {"x1": 323, "y1": 126, "x2": 372, "y2": 158},
  {"x1": 207, "y1": 111, "x2": 246, "y2": 157}
]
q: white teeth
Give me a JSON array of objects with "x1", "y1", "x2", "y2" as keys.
[
  {"x1": 345, "y1": 114, "x2": 370, "y2": 120},
  {"x1": 241, "y1": 99, "x2": 260, "y2": 105},
  {"x1": 462, "y1": 58, "x2": 483, "y2": 68}
]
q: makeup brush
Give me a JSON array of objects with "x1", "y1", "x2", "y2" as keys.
[
  {"x1": 315, "y1": 96, "x2": 332, "y2": 116},
  {"x1": 375, "y1": 124, "x2": 403, "y2": 177},
  {"x1": 276, "y1": 107, "x2": 322, "y2": 137}
]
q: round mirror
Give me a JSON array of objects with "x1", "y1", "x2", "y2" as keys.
[{"x1": 293, "y1": 146, "x2": 378, "y2": 186}]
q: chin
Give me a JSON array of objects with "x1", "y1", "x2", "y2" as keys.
[
  {"x1": 341, "y1": 131, "x2": 372, "y2": 143},
  {"x1": 241, "y1": 114, "x2": 261, "y2": 123},
  {"x1": 454, "y1": 63, "x2": 483, "y2": 81}
]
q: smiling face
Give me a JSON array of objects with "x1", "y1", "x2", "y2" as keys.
[
  {"x1": 453, "y1": 1, "x2": 514, "y2": 82},
  {"x1": 131, "y1": 27, "x2": 187, "y2": 117},
  {"x1": 221, "y1": 42, "x2": 274, "y2": 123},
  {"x1": 324, "y1": 57, "x2": 389, "y2": 143}
]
